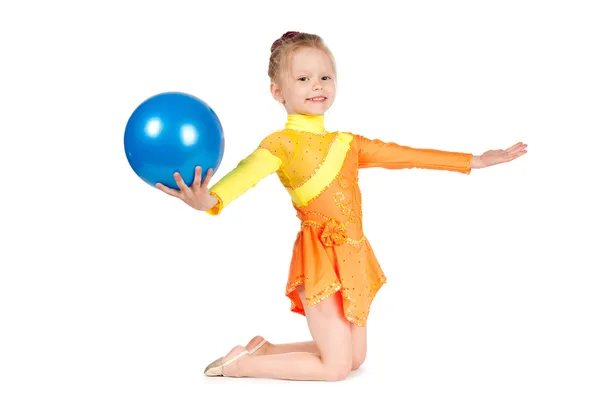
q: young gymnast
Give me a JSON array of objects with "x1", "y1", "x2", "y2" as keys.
[{"x1": 156, "y1": 31, "x2": 527, "y2": 381}]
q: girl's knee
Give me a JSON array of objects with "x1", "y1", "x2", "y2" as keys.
[
  {"x1": 322, "y1": 348, "x2": 353, "y2": 381},
  {"x1": 324, "y1": 359, "x2": 353, "y2": 381}
]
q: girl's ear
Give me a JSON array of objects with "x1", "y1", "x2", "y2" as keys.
[{"x1": 270, "y1": 82, "x2": 284, "y2": 104}]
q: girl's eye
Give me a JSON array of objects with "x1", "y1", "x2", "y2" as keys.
[
  {"x1": 298, "y1": 77, "x2": 308, "y2": 81},
  {"x1": 322, "y1": 76, "x2": 331, "y2": 80}
]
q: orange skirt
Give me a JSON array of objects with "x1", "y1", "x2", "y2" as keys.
[{"x1": 285, "y1": 223, "x2": 387, "y2": 327}]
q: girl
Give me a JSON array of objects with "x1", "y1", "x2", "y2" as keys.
[{"x1": 156, "y1": 31, "x2": 527, "y2": 381}]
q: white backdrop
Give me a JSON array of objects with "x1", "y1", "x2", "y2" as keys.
[{"x1": 1, "y1": 0, "x2": 599, "y2": 399}]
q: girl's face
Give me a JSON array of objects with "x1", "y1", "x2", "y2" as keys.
[{"x1": 271, "y1": 47, "x2": 336, "y2": 116}]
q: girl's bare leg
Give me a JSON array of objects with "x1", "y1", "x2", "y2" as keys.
[
  {"x1": 350, "y1": 324, "x2": 367, "y2": 371},
  {"x1": 219, "y1": 287, "x2": 354, "y2": 381},
  {"x1": 245, "y1": 336, "x2": 318, "y2": 356},
  {"x1": 244, "y1": 309, "x2": 368, "y2": 372},
  {"x1": 244, "y1": 337, "x2": 365, "y2": 371}
]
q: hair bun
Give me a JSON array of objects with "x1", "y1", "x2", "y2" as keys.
[{"x1": 271, "y1": 31, "x2": 301, "y2": 52}]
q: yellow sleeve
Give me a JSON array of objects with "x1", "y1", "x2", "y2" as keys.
[
  {"x1": 355, "y1": 134, "x2": 472, "y2": 174},
  {"x1": 205, "y1": 147, "x2": 282, "y2": 215}
]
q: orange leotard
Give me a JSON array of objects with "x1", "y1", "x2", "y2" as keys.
[{"x1": 206, "y1": 114, "x2": 472, "y2": 326}]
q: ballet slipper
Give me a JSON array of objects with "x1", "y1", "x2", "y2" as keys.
[{"x1": 203, "y1": 347, "x2": 248, "y2": 377}]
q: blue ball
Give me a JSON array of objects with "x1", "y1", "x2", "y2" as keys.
[{"x1": 124, "y1": 92, "x2": 225, "y2": 190}]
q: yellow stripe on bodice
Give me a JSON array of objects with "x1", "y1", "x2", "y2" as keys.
[{"x1": 287, "y1": 132, "x2": 353, "y2": 207}]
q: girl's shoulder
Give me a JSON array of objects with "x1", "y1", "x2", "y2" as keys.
[{"x1": 258, "y1": 129, "x2": 290, "y2": 147}]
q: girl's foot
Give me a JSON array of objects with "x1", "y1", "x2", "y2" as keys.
[
  {"x1": 221, "y1": 345, "x2": 248, "y2": 377},
  {"x1": 245, "y1": 335, "x2": 270, "y2": 356},
  {"x1": 204, "y1": 345, "x2": 248, "y2": 377}
]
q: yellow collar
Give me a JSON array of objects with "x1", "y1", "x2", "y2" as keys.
[{"x1": 285, "y1": 114, "x2": 327, "y2": 134}]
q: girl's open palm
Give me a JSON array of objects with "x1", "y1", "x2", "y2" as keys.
[
  {"x1": 156, "y1": 166, "x2": 216, "y2": 211},
  {"x1": 478, "y1": 142, "x2": 528, "y2": 168}
]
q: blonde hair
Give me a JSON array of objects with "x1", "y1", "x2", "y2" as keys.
[{"x1": 268, "y1": 31, "x2": 336, "y2": 83}]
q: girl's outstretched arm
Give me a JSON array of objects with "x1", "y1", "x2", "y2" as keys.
[
  {"x1": 355, "y1": 134, "x2": 473, "y2": 173},
  {"x1": 355, "y1": 135, "x2": 527, "y2": 173},
  {"x1": 204, "y1": 148, "x2": 282, "y2": 215},
  {"x1": 156, "y1": 148, "x2": 281, "y2": 214}
]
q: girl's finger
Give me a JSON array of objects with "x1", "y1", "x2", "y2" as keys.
[
  {"x1": 202, "y1": 168, "x2": 214, "y2": 188},
  {"x1": 508, "y1": 149, "x2": 527, "y2": 161},
  {"x1": 509, "y1": 145, "x2": 527, "y2": 156},
  {"x1": 174, "y1": 172, "x2": 192, "y2": 194},
  {"x1": 193, "y1": 166, "x2": 202, "y2": 189},
  {"x1": 505, "y1": 142, "x2": 523, "y2": 152},
  {"x1": 515, "y1": 149, "x2": 528, "y2": 157},
  {"x1": 156, "y1": 183, "x2": 181, "y2": 198}
]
